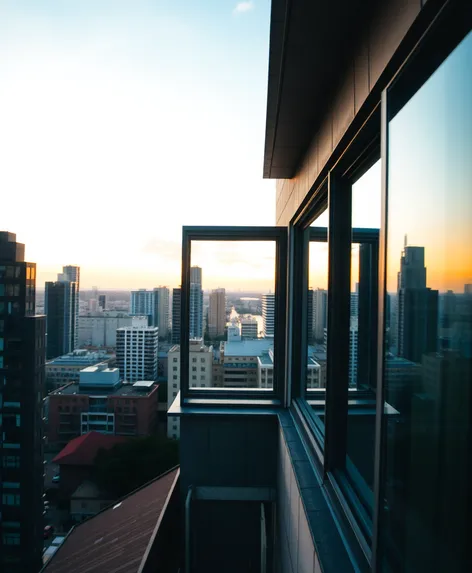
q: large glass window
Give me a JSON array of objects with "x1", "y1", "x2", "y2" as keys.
[{"x1": 381, "y1": 30, "x2": 472, "y2": 573}]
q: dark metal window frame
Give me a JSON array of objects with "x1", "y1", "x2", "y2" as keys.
[
  {"x1": 180, "y1": 226, "x2": 287, "y2": 404},
  {"x1": 287, "y1": 1, "x2": 471, "y2": 571}
]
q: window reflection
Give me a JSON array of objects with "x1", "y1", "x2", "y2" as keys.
[
  {"x1": 345, "y1": 160, "x2": 381, "y2": 525},
  {"x1": 382, "y1": 31, "x2": 472, "y2": 573},
  {"x1": 307, "y1": 214, "x2": 329, "y2": 394}
]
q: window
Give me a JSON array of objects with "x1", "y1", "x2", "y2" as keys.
[
  {"x1": 173, "y1": 357, "x2": 178, "y2": 362},
  {"x1": 2, "y1": 493, "x2": 20, "y2": 505},
  {"x1": 173, "y1": 367, "x2": 177, "y2": 372},
  {"x1": 173, "y1": 375, "x2": 177, "y2": 380},
  {"x1": 379, "y1": 28, "x2": 472, "y2": 573},
  {"x1": 180, "y1": 227, "x2": 286, "y2": 400},
  {"x1": 2, "y1": 532, "x2": 20, "y2": 546},
  {"x1": 2, "y1": 456, "x2": 20, "y2": 468},
  {"x1": 173, "y1": 383, "x2": 177, "y2": 388}
]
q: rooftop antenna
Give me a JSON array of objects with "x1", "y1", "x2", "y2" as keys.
[{"x1": 404, "y1": 234, "x2": 408, "y2": 248}]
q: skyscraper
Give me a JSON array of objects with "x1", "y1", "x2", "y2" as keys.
[
  {"x1": 0, "y1": 232, "x2": 46, "y2": 573},
  {"x1": 45, "y1": 279, "x2": 77, "y2": 359},
  {"x1": 58, "y1": 265, "x2": 80, "y2": 349},
  {"x1": 190, "y1": 283, "x2": 203, "y2": 339},
  {"x1": 307, "y1": 288, "x2": 314, "y2": 345},
  {"x1": 262, "y1": 293, "x2": 275, "y2": 338},
  {"x1": 116, "y1": 326, "x2": 158, "y2": 382},
  {"x1": 190, "y1": 266, "x2": 202, "y2": 286},
  {"x1": 130, "y1": 289, "x2": 154, "y2": 323},
  {"x1": 130, "y1": 287, "x2": 170, "y2": 337},
  {"x1": 397, "y1": 245, "x2": 438, "y2": 362},
  {"x1": 154, "y1": 287, "x2": 170, "y2": 340},
  {"x1": 208, "y1": 288, "x2": 226, "y2": 337},
  {"x1": 98, "y1": 294, "x2": 107, "y2": 310},
  {"x1": 172, "y1": 288, "x2": 181, "y2": 344}
]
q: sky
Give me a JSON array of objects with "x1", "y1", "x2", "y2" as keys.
[{"x1": 0, "y1": 0, "x2": 275, "y2": 290}]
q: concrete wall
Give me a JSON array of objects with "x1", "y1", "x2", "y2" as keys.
[
  {"x1": 180, "y1": 414, "x2": 278, "y2": 572},
  {"x1": 276, "y1": 426, "x2": 320, "y2": 573},
  {"x1": 275, "y1": 0, "x2": 426, "y2": 226}
]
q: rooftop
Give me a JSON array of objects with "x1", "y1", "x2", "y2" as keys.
[
  {"x1": 224, "y1": 339, "x2": 273, "y2": 357},
  {"x1": 52, "y1": 432, "x2": 129, "y2": 466},
  {"x1": 41, "y1": 468, "x2": 179, "y2": 573},
  {"x1": 51, "y1": 381, "x2": 159, "y2": 398},
  {"x1": 46, "y1": 352, "x2": 114, "y2": 367}
]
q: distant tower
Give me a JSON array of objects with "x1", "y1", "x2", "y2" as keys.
[
  {"x1": 262, "y1": 293, "x2": 275, "y2": 338},
  {"x1": 172, "y1": 288, "x2": 181, "y2": 344},
  {"x1": 45, "y1": 273, "x2": 78, "y2": 360},
  {"x1": 209, "y1": 288, "x2": 226, "y2": 337},
  {"x1": 0, "y1": 232, "x2": 46, "y2": 572},
  {"x1": 98, "y1": 294, "x2": 107, "y2": 310},
  {"x1": 397, "y1": 246, "x2": 438, "y2": 362}
]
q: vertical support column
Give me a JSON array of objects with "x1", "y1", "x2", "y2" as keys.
[{"x1": 324, "y1": 170, "x2": 352, "y2": 473}]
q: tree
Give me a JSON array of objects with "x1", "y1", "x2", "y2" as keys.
[{"x1": 92, "y1": 435, "x2": 179, "y2": 498}]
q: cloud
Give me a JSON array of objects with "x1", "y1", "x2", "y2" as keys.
[{"x1": 233, "y1": 2, "x2": 254, "y2": 15}]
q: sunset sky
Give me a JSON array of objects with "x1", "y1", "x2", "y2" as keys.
[{"x1": 0, "y1": 0, "x2": 275, "y2": 290}]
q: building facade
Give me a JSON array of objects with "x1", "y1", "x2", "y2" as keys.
[
  {"x1": 240, "y1": 317, "x2": 258, "y2": 339},
  {"x1": 45, "y1": 349, "x2": 115, "y2": 391},
  {"x1": 167, "y1": 339, "x2": 213, "y2": 439},
  {"x1": 116, "y1": 326, "x2": 158, "y2": 382},
  {"x1": 48, "y1": 370, "x2": 159, "y2": 446},
  {"x1": 261, "y1": 293, "x2": 275, "y2": 338},
  {"x1": 45, "y1": 279, "x2": 78, "y2": 359},
  {"x1": 171, "y1": 288, "x2": 181, "y2": 344},
  {"x1": 78, "y1": 312, "x2": 148, "y2": 347},
  {"x1": 0, "y1": 232, "x2": 46, "y2": 573}
]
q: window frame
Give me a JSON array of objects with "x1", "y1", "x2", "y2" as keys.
[{"x1": 180, "y1": 226, "x2": 287, "y2": 403}]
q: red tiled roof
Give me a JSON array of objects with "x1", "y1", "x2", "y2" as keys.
[
  {"x1": 52, "y1": 432, "x2": 129, "y2": 466},
  {"x1": 42, "y1": 467, "x2": 179, "y2": 573}
]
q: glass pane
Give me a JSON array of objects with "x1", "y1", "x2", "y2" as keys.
[
  {"x1": 306, "y1": 210, "x2": 329, "y2": 436},
  {"x1": 345, "y1": 160, "x2": 381, "y2": 527},
  {"x1": 382, "y1": 31, "x2": 472, "y2": 573},
  {"x1": 182, "y1": 241, "x2": 276, "y2": 392}
]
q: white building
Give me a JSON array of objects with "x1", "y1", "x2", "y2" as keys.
[
  {"x1": 227, "y1": 324, "x2": 241, "y2": 342},
  {"x1": 167, "y1": 339, "x2": 213, "y2": 439},
  {"x1": 78, "y1": 312, "x2": 148, "y2": 348},
  {"x1": 349, "y1": 317, "x2": 358, "y2": 387},
  {"x1": 116, "y1": 326, "x2": 159, "y2": 383},
  {"x1": 240, "y1": 317, "x2": 258, "y2": 339},
  {"x1": 262, "y1": 294, "x2": 275, "y2": 338}
]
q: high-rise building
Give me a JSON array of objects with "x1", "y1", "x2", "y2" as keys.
[
  {"x1": 130, "y1": 287, "x2": 170, "y2": 337},
  {"x1": 98, "y1": 294, "x2": 106, "y2": 310},
  {"x1": 397, "y1": 245, "x2": 438, "y2": 363},
  {"x1": 190, "y1": 266, "x2": 202, "y2": 286},
  {"x1": 307, "y1": 288, "x2": 314, "y2": 345},
  {"x1": 262, "y1": 293, "x2": 275, "y2": 338},
  {"x1": 190, "y1": 283, "x2": 203, "y2": 340},
  {"x1": 172, "y1": 288, "x2": 181, "y2": 344},
  {"x1": 116, "y1": 326, "x2": 158, "y2": 382},
  {"x1": 130, "y1": 289, "x2": 154, "y2": 323},
  {"x1": 154, "y1": 287, "x2": 170, "y2": 339},
  {"x1": 0, "y1": 232, "x2": 46, "y2": 573},
  {"x1": 45, "y1": 279, "x2": 78, "y2": 359},
  {"x1": 349, "y1": 317, "x2": 359, "y2": 387},
  {"x1": 58, "y1": 265, "x2": 80, "y2": 349},
  {"x1": 312, "y1": 288, "x2": 328, "y2": 342},
  {"x1": 208, "y1": 288, "x2": 226, "y2": 337}
]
